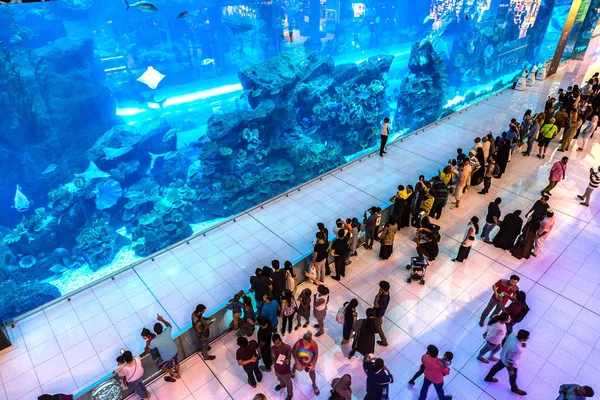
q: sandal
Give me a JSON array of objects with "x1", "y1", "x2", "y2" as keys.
[
  {"x1": 313, "y1": 386, "x2": 320, "y2": 395},
  {"x1": 294, "y1": 325, "x2": 300, "y2": 331},
  {"x1": 164, "y1": 376, "x2": 176, "y2": 383}
]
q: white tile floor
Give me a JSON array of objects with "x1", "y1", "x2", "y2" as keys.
[{"x1": 3, "y1": 46, "x2": 600, "y2": 400}]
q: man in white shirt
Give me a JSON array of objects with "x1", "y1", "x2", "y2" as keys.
[
  {"x1": 482, "y1": 136, "x2": 491, "y2": 165},
  {"x1": 484, "y1": 330, "x2": 529, "y2": 396},
  {"x1": 380, "y1": 118, "x2": 390, "y2": 157}
]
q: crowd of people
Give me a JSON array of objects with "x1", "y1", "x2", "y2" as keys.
[{"x1": 82, "y1": 79, "x2": 600, "y2": 400}]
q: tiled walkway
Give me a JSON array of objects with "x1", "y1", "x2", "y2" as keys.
[{"x1": 3, "y1": 49, "x2": 600, "y2": 399}]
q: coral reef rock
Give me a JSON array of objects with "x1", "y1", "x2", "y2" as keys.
[{"x1": 0, "y1": 280, "x2": 61, "y2": 321}]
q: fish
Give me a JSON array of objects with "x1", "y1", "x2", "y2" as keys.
[
  {"x1": 229, "y1": 172, "x2": 245, "y2": 185},
  {"x1": 124, "y1": 0, "x2": 158, "y2": 12},
  {"x1": 13, "y1": 185, "x2": 31, "y2": 212},
  {"x1": 201, "y1": 58, "x2": 215, "y2": 66},
  {"x1": 10, "y1": 34, "x2": 23, "y2": 45},
  {"x1": 270, "y1": 88, "x2": 282, "y2": 95},
  {"x1": 176, "y1": 11, "x2": 188, "y2": 19},
  {"x1": 356, "y1": 91, "x2": 370, "y2": 100},
  {"x1": 102, "y1": 146, "x2": 134, "y2": 160},
  {"x1": 134, "y1": 93, "x2": 167, "y2": 108},
  {"x1": 305, "y1": 125, "x2": 321, "y2": 135},
  {"x1": 251, "y1": 88, "x2": 263, "y2": 97},
  {"x1": 42, "y1": 164, "x2": 57, "y2": 175},
  {"x1": 75, "y1": 161, "x2": 111, "y2": 181}
]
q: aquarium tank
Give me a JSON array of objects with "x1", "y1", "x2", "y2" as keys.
[{"x1": 0, "y1": 0, "x2": 597, "y2": 320}]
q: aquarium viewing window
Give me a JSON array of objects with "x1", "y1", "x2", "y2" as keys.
[{"x1": 0, "y1": 0, "x2": 598, "y2": 322}]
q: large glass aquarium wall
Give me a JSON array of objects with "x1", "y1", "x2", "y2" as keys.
[{"x1": 0, "y1": 0, "x2": 595, "y2": 319}]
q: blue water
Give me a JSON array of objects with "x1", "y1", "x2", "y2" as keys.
[{"x1": 0, "y1": 0, "x2": 584, "y2": 320}]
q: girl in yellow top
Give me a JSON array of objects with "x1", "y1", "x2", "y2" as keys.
[{"x1": 537, "y1": 117, "x2": 557, "y2": 159}]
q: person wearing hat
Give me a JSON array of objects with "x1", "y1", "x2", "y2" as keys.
[
  {"x1": 577, "y1": 166, "x2": 600, "y2": 206},
  {"x1": 533, "y1": 209, "x2": 555, "y2": 257}
]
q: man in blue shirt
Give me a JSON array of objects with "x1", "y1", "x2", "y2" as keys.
[
  {"x1": 153, "y1": 314, "x2": 180, "y2": 381},
  {"x1": 261, "y1": 293, "x2": 280, "y2": 332},
  {"x1": 373, "y1": 281, "x2": 390, "y2": 347},
  {"x1": 363, "y1": 354, "x2": 393, "y2": 400}
]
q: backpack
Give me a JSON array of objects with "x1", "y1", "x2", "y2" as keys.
[
  {"x1": 513, "y1": 303, "x2": 530, "y2": 323},
  {"x1": 335, "y1": 304, "x2": 346, "y2": 324}
]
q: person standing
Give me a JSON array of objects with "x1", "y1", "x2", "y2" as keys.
[
  {"x1": 511, "y1": 216, "x2": 540, "y2": 260},
  {"x1": 191, "y1": 304, "x2": 216, "y2": 361},
  {"x1": 542, "y1": 156, "x2": 568, "y2": 196},
  {"x1": 152, "y1": 315, "x2": 181, "y2": 381},
  {"x1": 373, "y1": 281, "x2": 390, "y2": 347},
  {"x1": 378, "y1": 220, "x2": 397, "y2": 260},
  {"x1": 452, "y1": 216, "x2": 479, "y2": 262},
  {"x1": 313, "y1": 285, "x2": 329, "y2": 337},
  {"x1": 295, "y1": 288, "x2": 312, "y2": 330},
  {"x1": 533, "y1": 210, "x2": 555, "y2": 256},
  {"x1": 270, "y1": 260, "x2": 286, "y2": 302},
  {"x1": 554, "y1": 108, "x2": 569, "y2": 139},
  {"x1": 504, "y1": 291, "x2": 529, "y2": 340},
  {"x1": 522, "y1": 114, "x2": 541, "y2": 156},
  {"x1": 256, "y1": 316, "x2": 273, "y2": 372},
  {"x1": 537, "y1": 118, "x2": 557, "y2": 159},
  {"x1": 493, "y1": 210, "x2": 523, "y2": 250},
  {"x1": 453, "y1": 162, "x2": 468, "y2": 208},
  {"x1": 115, "y1": 351, "x2": 149, "y2": 400},
  {"x1": 481, "y1": 198, "x2": 501, "y2": 244},
  {"x1": 417, "y1": 345, "x2": 452, "y2": 400},
  {"x1": 330, "y1": 374, "x2": 352, "y2": 400},
  {"x1": 363, "y1": 354, "x2": 394, "y2": 400},
  {"x1": 526, "y1": 195, "x2": 550, "y2": 220},
  {"x1": 578, "y1": 167, "x2": 600, "y2": 206},
  {"x1": 479, "y1": 275, "x2": 520, "y2": 327},
  {"x1": 416, "y1": 217, "x2": 440, "y2": 261},
  {"x1": 261, "y1": 293, "x2": 280, "y2": 332},
  {"x1": 331, "y1": 230, "x2": 349, "y2": 280},
  {"x1": 311, "y1": 232, "x2": 328, "y2": 282},
  {"x1": 559, "y1": 112, "x2": 583, "y2": 151},
  {"x1": 292, "y1": 332, "x2": 320, "y2": 395},
  {"x1": 477, "y1": 312, "x2": 509, "y2": 364},
  {"x1": 495, "y1": 139, "x2": 511, "y2": 177},
  {"x1": 271, "y1": 334, "x2": 294, "y2": 400},
  {"x1": 280, "y1": 289, "x2": 296, "y2": 335},
  {"x1": 364, "y1": 207, "x2": 378, "y2": 250},
  {"x1": 380, "y1": 117, "x2": 390, "y2": 157},
  {"x1": 482, "y1": 136, "x2": 491, "y2": 163},
  {"x1": 250, "y1": 268, "x2": 272, "y2": 316},
  {"x1": 430, "y1": 176, "x2": 449, "y2": 219},
  {"x1": 478, "y1": 155, "x2": 496, "y2": 195},
  {"x1": 484, "y1": 330, "x2": 530, "y2": 396},
  {"x1": 350, "y1": 217, "x2": 361, "y2": 256},
  {"x1": 577, "y1": 115, "x2": 598, "y2": 151},
  {"x1": 556, "y1": 384, "x2": 595, "y2": 399},
  {"x1": 236, "y1": 337, "x2": 262, "y2": 388},
  {"x1": 341, "y1": 298, "x2": 358, "y2": 345},
  {"x1": 348, "y1": 308, "x2": 377, "y2": 358}
]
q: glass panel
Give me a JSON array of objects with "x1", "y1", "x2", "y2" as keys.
[{"x1": 0, "y1": 0, "x2": 565, "y2": 320}]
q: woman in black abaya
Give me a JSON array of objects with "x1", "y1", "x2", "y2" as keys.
[{"x1": 493, "y1": 210, "x2": 524, "y2": 250}]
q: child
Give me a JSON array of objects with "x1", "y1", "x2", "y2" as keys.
[
  {"x1": 227, "y1": 290, "x2": 245, "y2": 330},
  {"x1": 408, "y1": 350, "x2": 453, "y2": 385}
]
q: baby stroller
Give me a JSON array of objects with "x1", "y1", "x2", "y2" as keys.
[{"x1": 406, "y1": 256, "x2": 428, "y2": 284}]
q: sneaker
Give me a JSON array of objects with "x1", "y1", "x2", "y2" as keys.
[
  {"x1": 275, "y1": 384, "x2": 283, "y2": 392},
  {"x1": 377, "y1": 340, "x2": 388, "y2": 346},
  {"x1": 203, "y1": 355, "x2": 216, "y2": 361},
  {"x1": 542, "y1": 154, "x2": 546, "y2": 158},
  {"x1": 511, "y1": 389, "x2": 527, "y2": 395},
  {"x1": 537, "y1": 154, "x2": 541, "y2": 158},
  {"x1": 408, "y1": 380, "x2": 416, "y2": 385},
  {"x1": 313, "y1": 324, "x2": 320, "y2": 328},
  {"x1": 581, "y1": 202, "x2": 589, "y2": 206},
  {"x1": 477, "y1": 356, "x2": 489, "y2": 364},
  {"x1": 249, "y1": 381, "x2": 257, "y2": 388},
  {"x1": 484, "y1": 239, "x2": 493, "y2": 244},
  {"x1": 315, "y1": 331, "x2": 324, "y2": 337},
  {"x1": 484, "y1": 377, "x2": 498, "y2": 383}
]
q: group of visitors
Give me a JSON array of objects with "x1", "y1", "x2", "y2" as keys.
[{"x1": 102, "y1": 79, "x2": 600, "y2": 400}]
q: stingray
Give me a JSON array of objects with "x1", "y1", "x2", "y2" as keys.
[
  {"x1": 103, "y1": 146, "x2": 134, "y2": 160},
  {"x1": 137, "y1": 66, "x2": 165, "y2": 90},
  {"x1": 75, "y1": 161, "x2": 111, "y2": 181}
]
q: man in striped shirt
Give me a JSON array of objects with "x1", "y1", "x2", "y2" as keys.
[{"x1": 577, "y1": 166, "x2": 600, "y2": 206}]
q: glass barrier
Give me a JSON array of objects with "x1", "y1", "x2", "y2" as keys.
[{"x1": 0, "y1": 0, "x2": 595, "y2": 321}]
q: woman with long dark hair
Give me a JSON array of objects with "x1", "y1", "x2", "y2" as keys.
[
  {"x1": 452, "y1": 216, "x2": 479, "y2": 262},
  {"x1": 341, "y1": 298, "x2": 358, "y2": 345},
  {"x1": 471, "y1": 147, "x2": 486, "y2": 185},
  {"x1": 493, "y1": 210, "x2": 524, "y2": 250},
  {"x1": 400, "y1": 185, "x2": 414, "y2": 228},
  {"x1": 477, "y1": 312, "x2": 509, "y2": 364},
  {"x1": 348, "y1": 308, "x2": 377, "y2": 358},
  {"x1": 495, "y1": 137, "x2": 511, "y2": 178},
  {"x1": 511, "y1": 216, "x2": 541, "y2": 260},
  {"x1": 378, "y1": 220, "x2": 397, "y2": 260}
]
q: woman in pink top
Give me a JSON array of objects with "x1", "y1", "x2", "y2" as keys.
[
  {"x1": 533, "y1": 209, "x2": 555, "y2": 256},
  {"x1": 417, "y1": 345, "x2": 451, "y2": 400}
]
